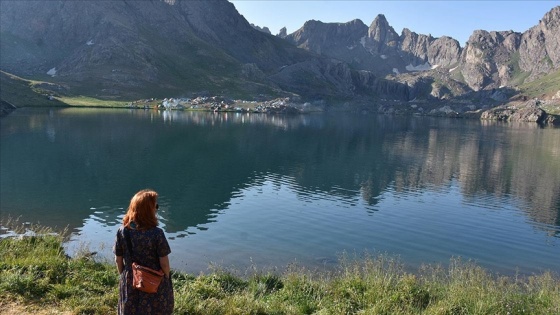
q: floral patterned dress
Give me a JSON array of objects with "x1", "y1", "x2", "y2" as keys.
[{"x1": 113, "y1": 226, "x2": 174, "y2": 315}]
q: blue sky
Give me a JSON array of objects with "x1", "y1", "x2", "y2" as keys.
[{"x1": 229, "y1": 1, "x2": 560, "y2": 46}]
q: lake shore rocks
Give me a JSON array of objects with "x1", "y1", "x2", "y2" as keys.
[
  {"x1": 371, "y1": 97, "x2": 559, "y2": 125},
  {"x1": 480, "y1": 99, "x2": 559, "y2": 124}
]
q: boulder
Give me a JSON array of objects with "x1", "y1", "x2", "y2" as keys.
[
  {"x1": 480, "y1": 100, "x2": 547, "y2": 123},
  {"x1": 510, "y1": 103, "x2": 546, "y2": 122}
]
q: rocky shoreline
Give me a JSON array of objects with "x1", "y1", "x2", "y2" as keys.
[
  {"x1": 479, "y1": 99, "x2": 559, "y2": 124},
  {"x1": 374, "y1": 98, "x2": 560, "y2": 125},
  {"x1": 3, "y1": 93, "x2": 559, "y2": 125}
]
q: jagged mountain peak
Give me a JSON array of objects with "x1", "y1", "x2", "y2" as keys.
[
  {"x1": 286, "y1": 5, "x2": 559, "y2": 94},
  {"x1": 401, "y1": 28, "x2": 434, "y2": 41},
  {"x1": 286, "y1": 18, "x2": 368, "y2": 56},
  {"x1": 251, "y1": 24, "x2": 271, "y2": 34},
  {"x1": 370, "y1": 14, "x2": 390, "y2": 27},
  {"x1": 368, "y1": 14, "x2": 399, "y2": 42},
  {"x1": 1, "y1": 0, "x2": 421, "y2": 103},
  {"x1": 347, "y1": 18, "x2": 367, "y2": 26},
  {"x1": 541, "y1": 5, "x2": 560, "y2": 27},
  {"x1": 1, "y1": 1, "x2": 559, "y2": 107},
  {"x1": 277, "y1": 27, "x2": 288, "y2": 38},
  {"x1": 301, "y1": 19, "x2": 324, "y2": 29},
  {"x1": 459, "y1": 5, "x2": 560, "y2": 91}
]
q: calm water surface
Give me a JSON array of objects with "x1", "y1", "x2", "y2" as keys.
[{"x1": 1, "y1": 108, "x2": 559, "y2": 275}]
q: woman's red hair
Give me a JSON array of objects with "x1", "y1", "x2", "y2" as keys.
[{"x1": 123, "y1": 189, "x2": 158, "y2": 230}]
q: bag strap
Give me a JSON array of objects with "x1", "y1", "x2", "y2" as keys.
[
  {"x1": 123, "y1": 225, "x2": 161, "y2": 271},
  {"x1": 123, "y1": 226, "x2": 135, "y2": 260}
]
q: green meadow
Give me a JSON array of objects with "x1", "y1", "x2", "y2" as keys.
[{"x1": 1, "y1": 222, "x2": 558, "y2": 315}]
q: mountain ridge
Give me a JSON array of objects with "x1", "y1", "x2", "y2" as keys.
[
  {"x1": 1, "y1": 0, "x2": 559, "y2": 121},
  {"x1": 284, "y1": 6, "x2": 560, "y2": 96},
  {"x1": 1, "y1": 0, "x2": 422, "y2": 104}
]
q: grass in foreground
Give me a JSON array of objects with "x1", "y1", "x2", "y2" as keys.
[{"x1": 1, "y1": 224, "x2": 559, "y2": 315}]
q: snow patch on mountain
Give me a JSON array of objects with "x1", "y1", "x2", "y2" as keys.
[
  {"x1": 47, "y1": 68, "x2": 57, "y2": 77},
  {"x1": 405, "y1": 62, "x2": 438, "y2": 72}
]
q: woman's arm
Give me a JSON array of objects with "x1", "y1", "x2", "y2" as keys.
[
  {"x1": 115, "y1": 255, "x2": 124, "y2": 274},
  {"x1": 159, "y1": 255, "x2": 170, "y2": 278}
]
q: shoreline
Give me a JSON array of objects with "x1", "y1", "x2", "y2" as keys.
[
  {"x1": 3, "y1": 219, "x2": 560, "y2": 278},
  {"x1": 1, "y1": 228, "x2": 559, "y2": 315},
  {"x1": 3, "y1": 94, "x2": 559, "y2": 125}
]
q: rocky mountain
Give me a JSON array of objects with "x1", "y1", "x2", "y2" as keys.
[
  {"x1": 277, "y1": 27, "x2": 288, "y2": 39},
  {"x1": 447, "y1": 5, "x2": 560, "y2": 93},
  {"x1": 1, "y1": 0, "x2": 559, "y2": 117},
  {"x1": 285, "y1": 15, "x2": 462, "y2": 78},
  {"x1": 0, "y1": 0, "x2": 416, "y2": 103},
  {"x1": 460, "y1": 30, "x2": 522, "y2": 91},
  {"x1": 519, "y1": 6, "x2": 560, "y2": 80},
  {"x1": 251, "y1": 24, "x2": 272, "y2": 35},
  {"x1": 285, "y1": 6, "x2": 560, "y2": 94}
]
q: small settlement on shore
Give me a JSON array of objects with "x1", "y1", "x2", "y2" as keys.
[{"x1": 126, "y1": 96, "x2": 313, "y2": 114}]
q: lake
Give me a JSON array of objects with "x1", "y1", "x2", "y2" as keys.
[{"x1": 1, "y1": 107, "x2": 559, "y2": 276}]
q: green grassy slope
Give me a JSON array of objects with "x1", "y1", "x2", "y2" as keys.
[
  {"x1": 0, "y1": 71, "x2": 133, "y2": 108},
  {"x1": 0, "y1": 71, "x2": 66, "y2": 107},
  {"x1": 519, "y1": 69, "x2": 560, "y2": 99}
]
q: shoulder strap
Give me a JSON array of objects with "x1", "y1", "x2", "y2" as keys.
[{"x1": 123, "y1": 226, "x2": 134, "y2": 257}]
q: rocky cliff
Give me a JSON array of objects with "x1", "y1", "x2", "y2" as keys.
[
  {"x1": 1, "y1": 0, "x2": 559, "y2": 113},
  {"x1": 1, "y1": 0, "x2": 408, "y2": 101},
  {"x1": 1, "y1": 0, "x2": 244, "y2": 98},
  {"x1": 285, "y1": 6, "x2": 560, "y2": 95},
  {"x1": 285, "y1": 14, "x2": 462, "y2": 78},
  {"x1": 459, "y1": 7, "x2": 559, "y2": 92},
  {"x1": 518, "y1": 6, "x2": 560, "y2": 80},
  {"x1": 460, "y1": 30, "x2": 521, "y2": 91}
]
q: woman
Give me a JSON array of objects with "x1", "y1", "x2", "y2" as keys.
[{"x1": 113, "y1": 189, "x2": 174, "y2": 314}]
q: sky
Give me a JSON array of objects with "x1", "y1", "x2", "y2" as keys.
[{"x1": 229, "y1": 1, "x2": 560, "y2": 46}]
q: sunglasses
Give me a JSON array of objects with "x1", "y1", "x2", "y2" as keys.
[{"x1": 155, "y1": 203, "x2": 159, "y2": 210}]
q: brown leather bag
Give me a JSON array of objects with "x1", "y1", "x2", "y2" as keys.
[
  {"x1": 123, "y1": 227, "x2": 165, "y2": 294},
  {"x1": 132, "y1": 262, "x2": 164, "y2": 293}
]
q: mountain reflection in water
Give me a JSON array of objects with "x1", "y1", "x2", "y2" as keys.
[{"x1": 1, "y1": 108, "x2": 559, "y2": 275}]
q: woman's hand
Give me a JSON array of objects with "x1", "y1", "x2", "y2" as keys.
[
  {"x1": 115, "y1": 255, "x2": 124, "y2": 274},
  {"x1": 159, "y1": 255, "x2": 170, "y2": 278}
]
